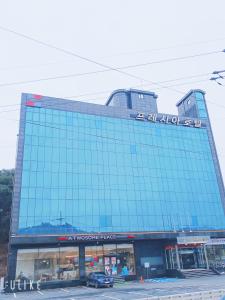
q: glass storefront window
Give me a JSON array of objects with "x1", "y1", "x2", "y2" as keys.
[
  {"x1": 16, "y1": 247, "x2": 79, "y2": 282},
  {"x1": 85, "y1": 243, "x2": 135, "y2": 276},
  {"x1": 85, "y1": 246, "x2": 104, "y2": 274},
  {"x1": 36, "y1": 248, "x2": 59, "y2": 281},
  {"x1": 59, "y1": 247, "x2": 79, "y2": 280},
  {"x1": 207, "y1": 245, "x2": 225, "y2": 270},
  {"x1": 103, "y1": 244, "x2": 117, "y2": 275},
  {"x1": 117, "y1": 244, "x2": 135, "y2": 275},
  {"x1": 16, "y1": 249, "x2": 38, "y2": 281}
]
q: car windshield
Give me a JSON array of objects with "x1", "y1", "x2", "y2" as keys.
[{"x1": 95, "y1": 273, "x2": 106, "y2": 277}]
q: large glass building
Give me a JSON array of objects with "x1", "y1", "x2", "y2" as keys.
[{"x1": 7, "y1": 89, "x2": 225, "y2": 288}]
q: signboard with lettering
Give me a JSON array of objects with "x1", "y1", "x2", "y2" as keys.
[
  {"x1": 177, "y1": 236, "x2": 210, "y2": 244},
  {"x1": 206, "y1": 238, "x2": 225, "y2": 245},
  {"x1": 57, "y1": 234, "x2": 116, "y2": 242},
  {"x1": 133, "y1": 112, "x2": 202, "y2": 128}
]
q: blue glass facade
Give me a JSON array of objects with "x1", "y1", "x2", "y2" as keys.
[
  {"x1": 18, "y1": 104, "x2": 225, "y2": 235},
  {"x1": 195, "y1": 92, "x2": 208, "y2": 119},
  {"x1": 6, "y1": 89, "x2": 225, "y2": 287}
]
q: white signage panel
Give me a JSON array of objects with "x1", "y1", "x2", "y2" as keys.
[
  {"x1": 177, "y1": 236, "x2": 210, "y2": 244},
  {"x1": 206, "y1": 238, "x2": 225, "y2": 245}
]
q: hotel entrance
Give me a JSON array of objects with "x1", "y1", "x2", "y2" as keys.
[{"x1": 165, "y1": 244, "x2": 208, "y2": 270}]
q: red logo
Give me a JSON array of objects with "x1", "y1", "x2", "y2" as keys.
[
  {"x1": 33, "y1": 94, "x2": 42, "y2": 100},
  {"x1": 26, "y1": 101, "x2": 35, "y2": 107},
  {"x1": 57, "y1": 236, "x2": 68, "y2": 241},
  {"x1": 127, "y1": 235, "x2": 135, "y2": 239}
]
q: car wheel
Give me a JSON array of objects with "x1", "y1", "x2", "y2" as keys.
[
  {"x1": 110, "y1": 284, "x2": 113, "y2": 288},
  {"x1": 95, "y1": 282, "x2": 99, "y2": 289}
]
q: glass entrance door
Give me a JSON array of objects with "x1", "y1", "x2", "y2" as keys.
[
  {"x1": 165, "y1": 247, "x2": 179, "y2": 269},
  {"x1": 180, "y1": 250, "x2": 196, "y2": 269},
  {"x1": 165, "y1": 245, "x2": 208, "y2": 270}
]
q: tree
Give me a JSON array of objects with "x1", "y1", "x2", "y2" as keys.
[{"x1": 0, "y1": 169, "x2": 14, "y2": 244}]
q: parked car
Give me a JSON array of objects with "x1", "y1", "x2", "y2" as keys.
[{"x1": 86, "y1": 272, "x2": 114, "y2": 288}]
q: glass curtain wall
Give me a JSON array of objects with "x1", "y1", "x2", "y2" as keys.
[
  {"x1": 207, "y1": 245, "x2": 225, "y2": 270},
  {"x1": 18, "y1": 107, "x2": 225, "y2": 235},
  {"x1": 16, "y1": 247, "x2": 79, "y2": 282},
  {"x1": 85, "y1": 243, "x2": 135, "y2": 276}
]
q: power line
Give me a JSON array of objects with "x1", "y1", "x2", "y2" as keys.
[
  {"x1": 0, "y1": 78, "x2": 225, "y2": 114},
  {"x1": 0, "y1": 25, "x2": 162, "y2": 88},
  {"x1": 0, "y1": 71, "x2": 212, "y2": 109},
  {"x1": 0, "y1": 69, "x2": 111, "y2": 88},
  {"x1": 0, "y1": 109, "x2": 20, "y2": 114},
  {"x1": 0, "y1": 52, "x2": 220, "y2": 88},
  {"x1": 0, "y1": 60, "x2": 72, "y2": 72},
  {"x1": 101, "y1": 37, "x2": 225, "y2": 58},
  {"x1": 1, "y1": 35, "x2": 225, "y2": 72},
  {"x1": 0, "y1": 25, "x2": 196, "y2": 95},
  {"x1": 1, "y1": 26, "x2": 225, "y2": 117},
  {"x1": 118, "y1": 50, "x2": 222, "y2": 70}
]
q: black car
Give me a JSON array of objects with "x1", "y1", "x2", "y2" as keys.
[{"x1": 86, "y1": 272, "x2": 114, "y2": 288}]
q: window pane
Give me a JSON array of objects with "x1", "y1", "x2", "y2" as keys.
[
  {"x1": 16, "y1": 247, "x2": 79, "y2": 282},
  {"x1": 59, "y1": 247, "x2": 79, "y2": 280},
  {"x1": 16, "y1": 249, "x2": 38, "y2": 281},
  {"x1": 85, "y1": 244, "x2": 136, "y2": 276},
  {"x1": 117, "y1": 244, "x2": 135, "y2": 275},
  {"x1": 103, "y1": 244, "x2": 117, "y2": 275},
  {"x1": 85, "y1": 246, "x2": 104, "y2": 274},
  {"x1": 36, "y1": 248, "x2": 59, "y2": 282}
]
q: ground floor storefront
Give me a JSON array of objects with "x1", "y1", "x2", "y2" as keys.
[
  {"x1": 15, "y1": 243, "x2": 136, "y2": 283},
  {"x1": 6, "y1": 233, "x2": 225, "y2": 291},
  {"x1": 165, "y1": 236, "x2": 225, "y2": 272}
]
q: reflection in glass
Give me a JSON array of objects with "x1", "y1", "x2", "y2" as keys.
[
  {"x1": 85, "y1": 244, "x2": 135, "y2": 276},
  {"x1": 59, "y1": 247, "x2": 79, "y2": 280},
  {"x1": 85, "y1": 246, "x2": 104, "y2": 274},
  {"x1": 103, "y1": 244, "x2": 117, "y2": 275},
  {"x1": 207, "y1": 245, "x2": 225, "y2": 270},
  {"x1": 117, "y1": 244, "x2": 135, "y2": 275},
  {"x1": 16, "y1": 247, "x2": 79, "y2": 282},
  {"x1": 36, "y1": 248, "x2": 59, "y2": 281},
  {"x1": 18, "y1": 107, "x2": 224, "y2": 235},
  {"x1": 16, "y1": 249, "x2": 38, "y2": 281}
]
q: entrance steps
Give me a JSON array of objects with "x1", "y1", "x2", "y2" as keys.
[
  {"x1": 181, "y1": 268, "x2": 218, "y2": 279},
  {"x1": 112, "y1": 275, "x2": 125, "y2": 284}
]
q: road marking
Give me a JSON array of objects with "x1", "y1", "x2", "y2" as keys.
[
  {"x1": 70, "y1": 298, "x2": 76, "y2": 300},
  {"x1": 37, "y1": 290, "x2": 44, "y2": 295},
  {"x1": 101, "y1": 295, "x2": 121, "y2": 300},
  {"x1": 61, "y1": 288, "x2": 70, "y2": 293},
  {"x1": 128, "y1": 291, "x2": 149, "y2": 296},
  {"x1": 13, "y1": 293, "x2": 17, "y2": 298}
]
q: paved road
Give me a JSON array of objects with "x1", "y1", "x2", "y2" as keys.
[{"x1": 1, "y1": 276, "x2": 225, "y2": 300}]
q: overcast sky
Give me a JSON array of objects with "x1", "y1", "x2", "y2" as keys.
[{"x1": 0, "y1": 0, "x2": 225, "y2": 181}]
